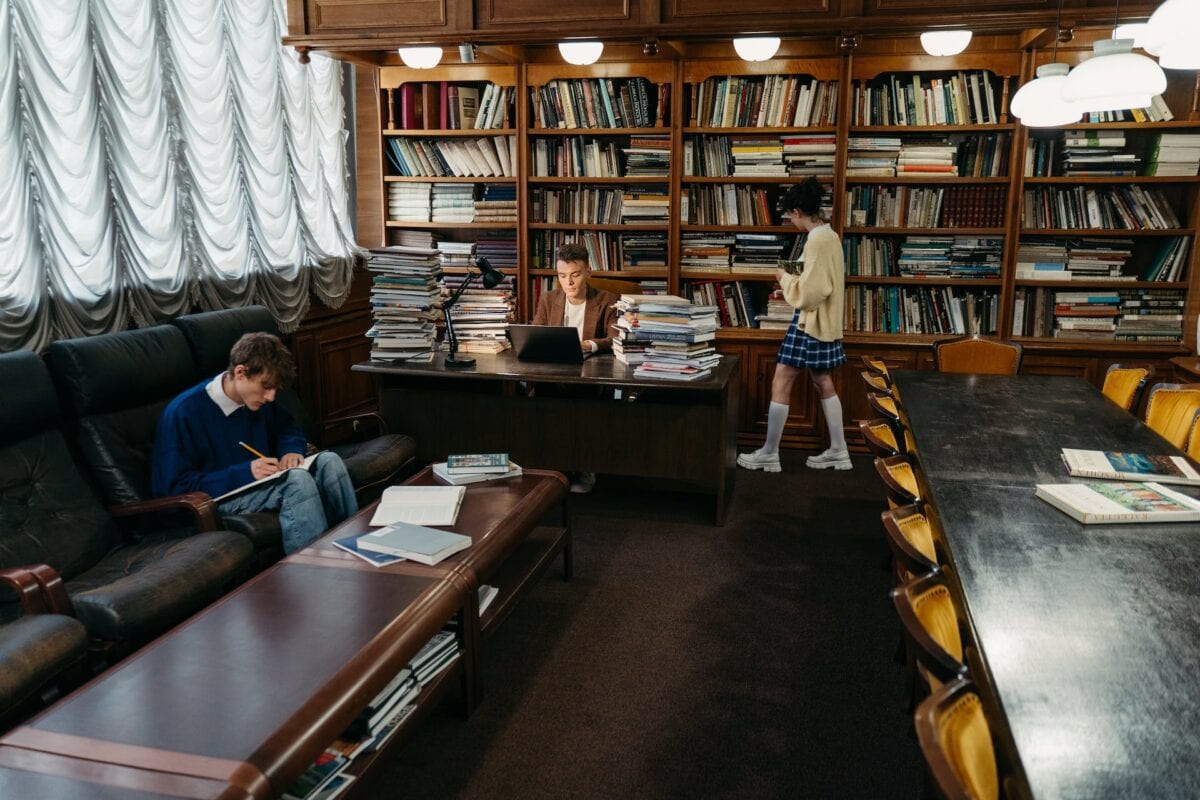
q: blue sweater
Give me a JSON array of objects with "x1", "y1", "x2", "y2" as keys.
[{"x1": 152, "y1": 377, "x2": 307, "y2": 499}]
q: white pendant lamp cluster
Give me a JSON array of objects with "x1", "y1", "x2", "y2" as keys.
[
  {"x1": 1143, "y1": 0, "x2": 1200, "y2": 69},
  {"x1": 558, "y1": 40, "x2": 604, "y2": 65},
  {"x1": 920, "y1": 30, "x2": 973, "y2": 56},
  {"x1": 397, "y1": 46, "x2": 443, "y2": 69},
  {"x1": 733, "y1": 36, "x2": 781, "y2": 62},
  {"x1": 1011, "y1": 63, "x2": 1083, "y2": 127}
]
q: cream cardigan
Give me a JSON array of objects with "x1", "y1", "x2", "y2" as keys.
[{"x1": 778, "y1": 224, "x2": 845, "y2": 342}]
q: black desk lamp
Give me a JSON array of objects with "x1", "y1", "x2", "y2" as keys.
[{"x1": 442, "y1": 256, "x2": 506, "y2": 369}]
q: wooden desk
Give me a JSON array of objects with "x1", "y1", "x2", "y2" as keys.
[
  {"x1": 354, "y1": 351, "x2": 740, "y2": 523},
  {"x1": 893, "y1": 371, "x2": 1200, "y2": 799}
]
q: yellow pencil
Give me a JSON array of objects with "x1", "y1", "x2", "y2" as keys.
[{"x1": 238, "y1": 441, "x2": 270, "y2": 460}]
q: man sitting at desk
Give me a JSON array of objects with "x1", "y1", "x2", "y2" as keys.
[
  {"x1": 532, "y1": 242, "x2": 620, "y2": 354},
  {"x1": 152, "y1": 332, "x2": 358, "y2": 554}
]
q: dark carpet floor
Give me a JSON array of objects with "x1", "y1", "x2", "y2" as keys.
[{"x1": 364, "y1": 452, "x2": 923, "y2": 799}]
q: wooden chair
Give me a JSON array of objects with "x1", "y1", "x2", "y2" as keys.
[
  {"x1": 1101, "y1": 364, "x2": 1153, "y2": 413},
  {"x1": 867, "y1": 392, "x2": 918, "y2": 454},
  {"x1": 861, "y1": 355, "x2": 891, "y2": 383},
  {"x1": 862, "y1": 370, "x2": 892, "y2": 396},
  {"x1": 875, "y1": 455, "x2": 921, "y2": 508},
  {"x1": 587, "y1": 277, "x2": 641, "y2": 297},
  {"x1": 892, "y1": 573, "x2": 969, "y2": 695},
  {"x1": 933, "y1": 335, "x2": 1022, "y2": 376},
  {"x1": 1143, "y1": 383, "x2": 1200, "y2": 449},
  {"x1": 914, "y1": 678, "x2": 1003, "y2": 800},
  {"x1": 881, "y1": 505, "x2": 938, "y2": 582},
  {"x1": 860, "y1": 419, "x2": 904, "y2": 458}
]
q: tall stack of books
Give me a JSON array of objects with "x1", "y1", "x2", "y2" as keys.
[
  {"x1": 1147, "y1": 133, "x2": 1200, "y2": 176},
  {"x1": 1061, "y1": 129, "x2": 1138, "y2": 176},
  {"x1": 614, "y1": 295, "x2": 722, "y2": 381},
  {"x1": 387, "y1": 182, "x2": 432, "y2": 222},
  {"x1": 755, "y1": 286, "x2": 795, "y2": 330},
  {"x1": 1116, "y1": 288, "x2": 1185, "y2": 342},
  {"x1": 731, "y1": 137, "x2": 786, "y2": 176},
  {"x1": 620, "y1": 188, "x2": 670, "y2": 225},
  {"x1": 473, "y1": 185, "x2": 517, "y2": 224},
  {"x1": 430, "y1": 183, "x2": 475, "y2": 223},
  {"x1": 621, "y1": 135, "x2": 670, "y2": 176},
  {"x1": 846, "y1": 137, "x2": 900, "y2": 176},
  {"x1": 442, "y1": 274, "x2": 515, "y2": 353},
  {"x1": 897, "y1": 139, "x2": 958, "y2": 176},
  {"x1": 680, "y1": 233, "x2": 733, "y2": 273},
  {"x1": 365, "y1": 245, "x2": 442, "y2": 363},
  {"x1": 1052, "y1": 290, "x2": 1120, "y2": 339},
  {"x1": 783, "y1": 133, "x2": 837, "y2": 177}
]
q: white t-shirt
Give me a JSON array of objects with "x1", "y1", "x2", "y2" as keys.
[{"x1": 564, "y1": 299, "x2": 586, "y2": 341}]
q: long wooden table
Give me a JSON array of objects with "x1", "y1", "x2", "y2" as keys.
[
  {"x1": 354, "y1": 351, "x2": 740, "y2": 523},
  {"x1": 892, "y1": 371, "x2": 1200, "y2": 800},
  {"x1": 0, "y1": 469, "x2": 569, "y2": 798}
]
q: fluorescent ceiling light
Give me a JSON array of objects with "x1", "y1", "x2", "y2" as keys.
[
  {"x1": 398, "y1": 46, "x2": 443, "y2": 69},
  {"x1": 558, "y1": 41, "x2": 604, "y2": 65},
  {"x1": 1010, "y1": 63, "x2": 1083, "y2": 127},
  {"x1": 920, "y1": 30, "x2": 972, "y2": 56},
  {"x1": 733, "y1": 36, "x2": 781, "y2": 62},
  {"x1": 1063, "y1": 37, "x2": 1166, "y2": 113}
]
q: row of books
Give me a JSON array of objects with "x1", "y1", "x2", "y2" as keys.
[
  {"x1": 687, "y1": 75, "x2": 839, "y2": 128},
  {"x1": 531, "y1": 78, "x2": 665, "y2": 129},
  {"x1": 1013, "y1": 287, "x2": 1185, "y2": 341},
  {"x1": 384, "y1": 136, "x2": 517, "y2": 178},
  {"x1": 1015, "y1": 238, "x2": 1134, "y2": 281},
  {"x1": 682, "y1": 185, "x2": 775, "y2": 227},
  {"x1": 844, "y1": 285, "x2": 1000, "y2": 334},
  {"x1": 844, "y1": 184, "x2": 1006, "y2": 229},
  {"x1": 684, "y1": 280, "x2": 761, "y2": 328},
  {"x1": 1026, "y1": 130, "x2": 1200, "y2": 178},
  {"x1": 844, "y1": 284, "x2": 1003, "y2": 335},
  {"x1": 614, "y1": 295, "x2": 723, "y2": 380},
  {"x1": 1021, "y1": 186, "x2": 1182, "y2": 230},
  {"x1": 529, "y1": 187, "x2": 669, "y2": 225},
  {"x1": 849, "y1": 71, "x2": 1003, "y2": 126},
  {"x1": 387, "y1": 81, "x2": 507, "y2": 130},
  {"x1": 897, "y1": 236, "x2": 1002, "y2": 279},
  {"x1": 679, "y1": 232, "x2": 803, "y2": 274},
  {"x1": 529, "y1": 230, "x2": 668, "y2": 271},
  {"x1": 529, "y1": 134, "x2": 671, "y2": 178},
  {"x1": 682, "y1": 133, "x2": 837, "y2": 177},
  {"x1": 387, "y1": 183, "x2": 480, "y2": 224}
]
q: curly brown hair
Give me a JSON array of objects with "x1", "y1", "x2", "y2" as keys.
[{"x1": 228, "y1": 332, "x2": 296, "y2": 388}]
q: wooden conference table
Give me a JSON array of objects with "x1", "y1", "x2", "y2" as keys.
[
  {"x1": 354, "y1": 351, "x2": 740, "y2": 523},
  {"x1": 0, "y1": 469, "x2": 568, "y2": 799},
  {"x1": 892, "y1": 370, "x2": 1200, "y2": 800}
]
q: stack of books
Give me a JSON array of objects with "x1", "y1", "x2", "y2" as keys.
[
  {"x1": 896, "y1": 139, "x2": 958, "y2": 176},
  {"x1": 898, "y1": 237, "x2": 1002, "y2": 279},
  {"x1": 755, "y1": 286, "x2": 795, "y2": 330},
  {"x1": 846, "y1": 136, "x2": 901, "y2": 176},
  {"x1": 731, "y1": 137, "x2": 786, "y2": 176},
  {"x1": 365, "y1": 246, "x2": 442, "y2": 363},
  {"x1": 433, "y1": 453, "x2": 522, "y2": 484},
  {"x1": 1061, "y1": 129, "x2": 1138, "y2": 177},
  {"x1": 1052, "y1": 290, "x2": 1120, "y2": 339},
  {"x1": 387, "y1": 182, "x2": 432, "y2": 222},
  {"x1": 620, "y1": 232, "x2": 668, "y2": 269},
  {"x1": 621, "y1": 135, "x2": 670, "y2": 176},
  {"x1": 731, "y1": 233, "x2": 789, "y2": 274},
  {"x1": 620, "y1": 188, "x2": 670, "y2": 225},
  {"x1": 1147, "y1": 132, "x2": 1200, "y2": 176},
  {"x1": 614, "y1": 295, "x2": 722, "y2": 381},
  {"x1": 476, "y1": 231, "x2": 518, "y2": 272},
  {"x1": 430, "y1": 183, "x2": 475, "y2": 223},
  {"x1": 638, "y1": 279, "x2": 670, "y2": 294},
  {"x1": 473, "y1": 185, "x2": 517, "y2": 224},
  {"x1": 1016, "y1": 238, "x2": 1137, "y2": 281},
  {"x1": 782, "y1": 133, "x2": 837, "y2": 177},
  {"x1": 1115, "y1": 288, "x2": 1185, "y2": 342},
  {"x1": 680, "y1": 233, "x2": 733, "y2": 273},
  {"x1": 442, "y1": 273, "x2": 515, "y2": 353},
  {"x1": 436, "y1": 240, "x2": 474, "y2": 269}
]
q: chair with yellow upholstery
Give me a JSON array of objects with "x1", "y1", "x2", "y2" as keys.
[
  {"x1": 1143, "y1": 383, "x2": 1200, "y2": 449},
  {"x1": 892, "y1": 572, "x2": 968, "y2": 693},
  {"x1": 874, "y1": 455, "x2": 921, "y2": 508},
  {"x1": 915, "y1": 678, "x2": 1003, "y2": 800},
  {"x1": 881, "y1": 504, "x2": 938, "y2": 582},
  {"x1": 1101, "y1": 364, "x2": 1153, "y2": 413},
  {"x1": 862, "y1": 370, "x2": 893, "y2": 396},
  {"x1": 933, "y1": 335, "x2": 1022, "y2": 375},
  {"x1": 586, "y1": 277, "x2": 641, "y2": 297},
  {"x1": 1185, "y1": 411, "x2": 1200, "y2": 464},
  {"x1": 860, "y1": 419, "x2": 904, "y2": 458},
  {"x1": 861, "y1": 355, "x2": 891, "y2": 383}
]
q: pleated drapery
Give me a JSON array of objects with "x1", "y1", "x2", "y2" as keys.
[{"x1": 0, "y1": 0, "x2": 358, "y2": 352}]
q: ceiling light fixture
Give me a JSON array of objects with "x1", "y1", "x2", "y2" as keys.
[
  {"x1": 919, "y1": 30, "x2": 972, "y2": 57},
  {"x1": 398, "y1": 46, "x2": 443, "y2": 69},
  {"x1": 1011, "y1": 0, "x2": 1082, "y2": 128},
  {"x1": 1064, "y1": 0, "x2": 1166, "y2": 113},
  {"x1": 1144, "y1": 0, "x2": 1200, "y2": 64},
  {"x1": 732, "y1": 36, "x2": 781, "y2": 62},
  {"x1": 558, "y1": 40, "x2": 604, "y2": 65},
  {"x1": 1113, "y1": 22, "x2": 1150, "y2": 48}
]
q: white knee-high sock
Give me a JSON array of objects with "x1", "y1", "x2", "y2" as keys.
[
  {"x1": 821, "y1": 394, "x2": 846, "y2": 452},
  {"x1": 763, "y1": 401, "x2": 789, "y2": 454}
]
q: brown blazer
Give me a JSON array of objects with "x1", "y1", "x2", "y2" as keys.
[{"x1": 532, "y1": 286, "x2": 620, "y2": 352}]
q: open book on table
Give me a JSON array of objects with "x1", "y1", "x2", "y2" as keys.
[
  {"x1": 213, "y1": 452, "x2": 323, "y2": 503},
  {"x1": 368, "y1": 485, "x2": 466, "y2": 527},
  {"x1": 1061, "y1": 448, "x2": 1200, "y2": 486}
]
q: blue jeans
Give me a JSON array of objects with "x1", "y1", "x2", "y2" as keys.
[{"x1": 218, "y1": 452, "x2": 358, "y2": 554}]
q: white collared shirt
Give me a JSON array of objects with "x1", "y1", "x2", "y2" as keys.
[{"x1": 205, "y1": 373, "x2": 242, "y2": 417}]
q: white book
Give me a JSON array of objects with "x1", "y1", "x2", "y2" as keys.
[
  {"x1": 1061, "y1": 449, "x2": 1200, "y2": 486},
  {"x1": 357, "y1": 520, "x2": 472, "y2": 564},
  {"x1": 1035, "y1": 481, "x2": 1200, "y2": 524},
  {"x1": 369, "y1": 485, "x2": 466, "y2": 526}
]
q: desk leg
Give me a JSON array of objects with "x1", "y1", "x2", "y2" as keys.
[{"x1": 459, "y1": 596, "x2": 482, "y2": 715}]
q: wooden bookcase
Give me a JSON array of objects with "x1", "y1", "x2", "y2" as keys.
[{"x1": 361, "y1": 32, "x2": 1200, "y2": 450}]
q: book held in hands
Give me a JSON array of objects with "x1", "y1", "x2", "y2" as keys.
[
  {"x1": 369, "y1": 485, "x2": 466, "y2": 526},
  {"x1": 1035, "y1": 481, "x2": 1200, "y2": 524},
  {"x1": 1060, "y1": 448, "x2": 1200, "y2": 486},
  {"x1": 357, "y1": 521, "x2": 472, "y2": 565}
]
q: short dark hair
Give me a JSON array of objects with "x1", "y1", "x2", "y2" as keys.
[
  {"x1": 228, "y1": 332, "x2": 296, "y2": 388},
  {"x1": 779, "y1": 177, "x2": 825, "y2": 218},
  {"x1": 556, "y1": 242, "x2": 590, "y2": 266}
]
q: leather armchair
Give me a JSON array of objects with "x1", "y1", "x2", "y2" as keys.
[
  {"x1": 45, "y1": 325, "x2": 284, "y2": 567},
  {"x1": 171, "y1": 306, "x2": 417, "y2": 502},
  {"x1": 0, "y1": 350, "x2": 253, "y2": 654}
]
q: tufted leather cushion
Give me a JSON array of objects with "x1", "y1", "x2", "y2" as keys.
[
  {"x1": 66, "y1": 530, "x2": 252, "y2": 643},
  {"x1": 330, "y1": 433, "x2": 416, "y2": 491},
  {"x1": 218, "y1": 512, "x2": 285, "y2": 563},
  {"x1": 0, "y1": 351, "x2": 60, "y2": 446},
  {"x1": 0, "y1": 614, "x2": 88, "y2": 716},
  {"x1": 46, "y1": 327, "x2": 198, "y2": 507}
]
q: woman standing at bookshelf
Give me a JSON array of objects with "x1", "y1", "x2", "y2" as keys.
[{"x1": 738, "y1": 177, "x2": 849, "y2": 472}]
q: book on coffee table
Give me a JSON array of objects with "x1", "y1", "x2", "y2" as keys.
[
  {"x1": 1061, "y1": 448, "x2": 1200, "y2": 486},
  {"x1": 357, "y1": 521, "x2": 472, "y2": 565},
  {"x1": 368, "y1": 485, "x2": 466, "y2": 526}
]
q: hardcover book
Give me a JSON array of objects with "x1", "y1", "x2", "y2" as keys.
[
  {"x1": 433, "y1": 461, "x2": 523, "y2": 485},
  {"x1": 1035, "y1": 481, "x2": 1200, "y2": 524},
  {"x1": 357, "y1": 522, "x2": 472, "y2": 565},
  {"x1": 446, "y1": 452, "x2": 510, "y2": 473},
  {"x1": 1061, "y1": 449, "x2": 1200, "y2": 485},
  {"x1": 369, "y1": 485, "x2": 466, "y2": 526}
]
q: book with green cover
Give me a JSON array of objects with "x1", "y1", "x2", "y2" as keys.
[
  {"x1": 1035, "y1": 481, "x2": 1200, "y2": 524},
  {"x1": 1061, "y1": 448, "x2": 1200, "y2": 486}
]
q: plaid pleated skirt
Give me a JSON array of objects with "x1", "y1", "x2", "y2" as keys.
[{"x1": 777, "y1": 311, "x2": 845, "y2": 370}]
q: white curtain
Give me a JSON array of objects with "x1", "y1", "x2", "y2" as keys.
[{"x1": 0, "y1": 0, "x2": 358, "y2": 352}]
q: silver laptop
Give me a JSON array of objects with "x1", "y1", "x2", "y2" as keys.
[{"x1": 507, "y1": 324, "x2": 586, "y2": 363}]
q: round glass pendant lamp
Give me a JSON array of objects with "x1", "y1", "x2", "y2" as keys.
[
  {"x1": 1144, "y1": 0, "x2": 1200, "y2": 59},
  {"x1": 1011, "y1": 63, "x2": 1084, "y2": 127},
  {"x1": 1062, "y1": 37, "x2": 1166, "y2": 112},
  {"x1": 558, "y1": 41, "x2": 604, "y2": 65},
  {"x1": 398, "y1": 46, "x2": 443, "y2": 69},
  {"x1": 920, "y1": 30, "x2": 972, "y2": 56},
  {"x1": 733, "y1": 36, "x2": 781, "y2": 62}
]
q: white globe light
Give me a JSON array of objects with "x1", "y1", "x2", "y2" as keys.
[
  {"x1": 1157, "y1": 38, "x2": 1200, "y2": 69},
  {"x1": 558, "y1": 41, "x2": 604, "y2": 65},
  {"x1": 920, "y1": 30, "x2": 972, "y2": 57},
  {"x1": 1062, "y1": 38, "x2": 1166, "y2": 113},
  {"x1": 1144, "y1": 0, "x2": 1200, "y2": 56},
  {"x1": 733, "y1": 36, "x2": 781, "y2": 62},
  {"x1": 398, "y1": 46, "x2": 443, "y2": 69},
  {"x1": 1011, "y1": 63, "x2": 1084, "y2": 128},
  {"x1": 1113, "y1": 22, "x2": 1151, "y2": 48}
]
